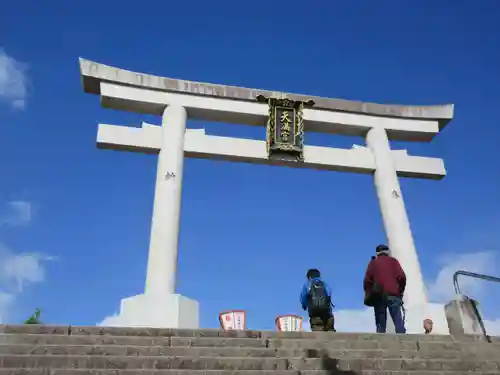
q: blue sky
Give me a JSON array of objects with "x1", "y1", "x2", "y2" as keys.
[{"x1": 1, "y1": 1, "x2": 500, "y2": 332}]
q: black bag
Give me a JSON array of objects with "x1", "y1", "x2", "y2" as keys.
[
  {"x1": 364, "y1": 280, "x2": 385, "y2": 307},
  {"x1": 308, "y1": 280, "x2": 331, "y2": 317},
  {"x1": 364, "y1": 256, "x2": 387, "y2": 307}
]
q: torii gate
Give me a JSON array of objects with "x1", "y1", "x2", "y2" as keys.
[{"x1": 79, "y1": 58, "x2": 453, "y2": 333}]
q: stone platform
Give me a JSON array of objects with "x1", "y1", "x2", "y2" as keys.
[{"x1": 0, "y1": 325, "x2": 499, "y2": 375}]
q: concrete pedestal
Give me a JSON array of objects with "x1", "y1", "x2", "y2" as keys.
[
  {"x1": 105, "y1": 293, "x2": 200, "y2": 328},
  {"x1": 445, "y1": 297, "x2": 485, "y2": 336}
]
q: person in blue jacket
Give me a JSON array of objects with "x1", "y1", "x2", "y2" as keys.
[{"x1": 300, "y1": 268, "x2": 335, "y2": 332}]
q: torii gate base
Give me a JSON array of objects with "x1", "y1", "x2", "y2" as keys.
[
  {"x1": 81, "y1": 58, "x2": 454, "y2": 334},
  {"x1": 108, "y1": 293, "x2": 199, "y2": 329}
]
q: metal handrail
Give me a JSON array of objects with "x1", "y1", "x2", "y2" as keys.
[
  {"x1": 452, "y1": 270, "x2": 500, "y2": 342},
  {"x1": 453, "y1": 270, "x2": 500, "y2": 295}
]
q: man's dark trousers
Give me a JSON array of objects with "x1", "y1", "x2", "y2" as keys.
[
  {"x1": 310, "y1": 315, "x2": 335, "y2": 332},
  {"x1": 373, "y1": 296, "x2": 405, "y2": 333}
]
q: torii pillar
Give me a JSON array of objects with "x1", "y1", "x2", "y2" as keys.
[{"x1": 366, "y1": 126, "x2": 428, "y2": 308}]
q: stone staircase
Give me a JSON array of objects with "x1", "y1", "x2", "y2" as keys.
[{"x1": 0, "y1": 325, "x2": 499, "y2": 375}]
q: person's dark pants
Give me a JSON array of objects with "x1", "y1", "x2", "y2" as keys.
[
  {"x1": 310, "y1": 315, "x2": 335, "y2": 332},
  {"x1": 373, "y1": 296, "x2": 406, "y2": 334}
]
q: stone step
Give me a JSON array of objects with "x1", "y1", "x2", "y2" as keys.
[
  {"x1": 0, "y1": 334, "x2": 265, "y2": 348},
  {"x1": 1, "y1": 370, "x2": 500, "y2": 375},
  {"x1": 0, "y1": 331, "x2": 485, "y2": 347},
  {"x1": 0, "y1": 344, "x2": 280, "y2": 358},
  {"x1": 0, "y1": 325, "x2": 464, "y2": 342},
  {"x1": 2, "y1": 343, "x2": 499, "y2": 361},
  {"x1": 271, "y1": 338, "x2": 498, "y2": 356},
  {"x1": 2, "y1": 355, "x2": 499, "y2": 372},
  {"x1": 0, "y1": 343, "x2": 487, "y2": 360},
  {"x1": 2, "y1": 333, "x2": 499, "y2": 354},
  {"x1": 0, "y1": 371, "x2": 299, "y2": 375},
  {"x1": 3, "y1": 325, "x2": 500, "y2": 345}
]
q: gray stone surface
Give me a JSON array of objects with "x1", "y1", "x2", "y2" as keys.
[
  {"x1": 0, "y1": 371, "x2": 302, "y2": 375},
  {"x1": 80, "y1": 59, "x2": 454, "y2": 129},
  {"x1": 0, "y1": 325, "x2": 499, "y2": 374},
  {"x1": 1, "y1": 371, "x2": 500, "y2": 375},
  {"x1": 3, "y1": 325, "x2": 498, "y2": 343},
  {"x1": 1, "y1": 355, "x2": 499, "y2": 372},
  {"x1": 445, "y1": 298, "x2": 487, "y2": 337},
  {"x1": 0, "y1": 344, "x2": 492, "y2": 360},
  {"x1": 0, "y1": 325, "x2": 265, "y2": 338}
]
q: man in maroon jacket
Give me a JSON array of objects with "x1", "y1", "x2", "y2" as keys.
[{"x1": 363, "y1": 244, "x2": 407, "y2": 333}]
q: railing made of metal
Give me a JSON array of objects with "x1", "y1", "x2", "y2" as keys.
[
  {"x1": 452, "y1": 270, "x2": 500, "y2": 341},
  {"x1": 453, "y1": 270, "x2": 500, "y2": 295}
]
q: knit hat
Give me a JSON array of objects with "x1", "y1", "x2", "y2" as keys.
[{"x1": 376, "y1": 244, "x2": 389, "y2": 255}]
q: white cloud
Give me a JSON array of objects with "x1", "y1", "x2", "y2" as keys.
[
  {"x1": 0, "y1": 292, "x2": 14, "y2": 323},
  {"x1": 0, "y1": 49, "x2": 28, "y2": 110},
  {"x1": 0, "y1": 248, "x2": 52, "y2": 321},
  {"x1": 484, "y1": 319, "x2": 500, "y2": 335},
  {"x1": 427, "y1": 252, "x2": 498, "y2": 301},
  {"x1": 0, "y1": 201, "x2": 32, "y2": 227},
  {"x1": 0, "y1": 252, "x2": 52, "y2": 293},
  {"x1": 99, "y1": 313, "x2": 121, "y2": 326},
  {"x1": 335, "y1": 308, "x2": 376, "y2": 333},
  {"x1": 300, "y1": 309, "x2": 375, "y2": 333},
  {"x1": 0, "y1": 200, "x2": 52, "y2": 323}
]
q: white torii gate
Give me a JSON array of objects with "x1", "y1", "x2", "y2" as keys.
[{"x1": 79, "y1": 58, "x2": 453, "y2": 333}]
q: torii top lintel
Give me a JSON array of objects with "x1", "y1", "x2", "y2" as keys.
[{"x1": 79, "y1": 58, "x2": 453, "y2": 142}]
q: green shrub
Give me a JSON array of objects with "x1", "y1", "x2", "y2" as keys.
[{"x1": 24, "y1": 308, "x2": 41, "y2": 324}]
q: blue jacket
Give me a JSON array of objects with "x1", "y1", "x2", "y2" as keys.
[{"x1": 300, "y1": 277, "x2": 333, "y2": 314}]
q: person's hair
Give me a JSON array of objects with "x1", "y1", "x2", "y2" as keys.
[{"x1": 306, "y1": 269, "x2": 321, "y2": 279}]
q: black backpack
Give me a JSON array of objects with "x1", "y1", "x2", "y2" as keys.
[
  {"x1": 364, "y1": 257, "x2": 388, "y2": 307},
  {"x1": 307, "y1": 279, "x2": 331, "y2": 317},
  {"x1": 364, "y1": 280, "x2": 386, "y2": 306}
]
